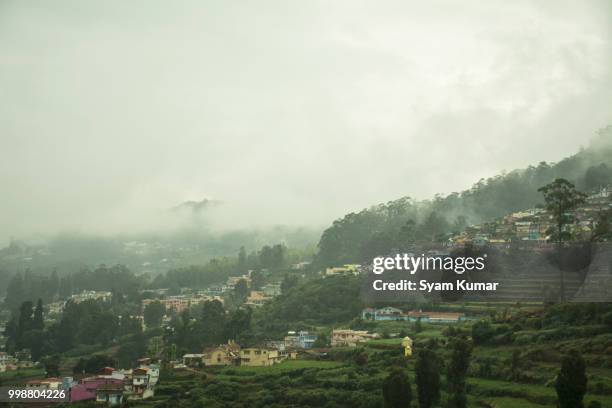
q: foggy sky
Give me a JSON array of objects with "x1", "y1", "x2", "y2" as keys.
[{"x1": 1, "y1": 0, "x2": 612, "y2": 243}]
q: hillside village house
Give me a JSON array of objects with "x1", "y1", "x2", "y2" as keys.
[
  {"x1": 69, "y1": 362, "x2": 159, "y2": 405},
  {"x1": 47, "y1": 301, "x2": 65, "y2": 315},
  {"x1": 361, "y1": 306, "x2": 403, "y2": 321},
  {"x1": 131, "y1": 367, "x2": 156, "y2": 400},
  {"x1": 227, "y1": 274, "x2": 252, "y2": 289},
  {"x1": 426, "y1": 312, "x2": 467, "y2": 324},
  {"x1": 448, "y1": 187, "x2": 612, "y2": 246},
  {"x1": 325, "y1": 264, "x2": 361, "y2": 276},
  {"x1": 264, "y1": 339, "x2": 300, "y2": 357},
  {"x1": 240, "y1": 347, "x2": 284, "y2": 366},
  {"x1": 70, "y1": 290, "x2": 112, "y2": 303},
  {"x1": 72, "y1": 377, "x2": 124, "y2": 405},
  {"x1": 183, "y1": 354, "x2": 205, "y2": 367},
  {"x1": 244, "y1": 290, "x2": 272, "y2": 307},
  {"x1": 202, "y1": 340, "x2": 241, "y2": 366},
  {"x1": 361, "y1": 307, "x2": 466, "y2": 323},
  {"x1": 25, "y1": 378, "x2": 63, "y2": 390},
  {"x1": 1, "y1": 349, "x2": 37, "y2": 370},
  {"x1": 331, "y1": 329, "x2": 379, "y2": 347},
  {"x1": 283, "y1": 331, "x2": 318, "y2": 349},
  {"x1": 291, "y1": 261, "x2": 311, "y2": 270},
  {"x1": 0, "y1": 351, "x2": 19, "y2": 372},
  {"x1": 199, "y1": 285, "x2": 227, "y2": 296},
  {"x1": 142, "y1": 295, "x2": 223, "y2": 314},
  {"x1": 96, "y1": 382, "x2": 124, "y2": 406},
  {"x1": 182, "y1": 340, "x2": 296, "y2": 368},
  {"x1": 261, "y1": 283, "x2": 282, "y2": 297}
]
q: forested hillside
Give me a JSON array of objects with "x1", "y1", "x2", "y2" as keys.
[{"x1": 315, "y1": 129, "x2": 612, "y2": 267}]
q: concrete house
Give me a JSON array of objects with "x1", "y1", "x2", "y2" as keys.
[
  {"x1": 202, "y1": 340, "x2": 241, "y2": 366},
  {"x1": 240, "y1": 348, "x2": 283, "y2": 366},
  {"x1": 331, "y1": 329, "x2": 379, "y2": 347}
]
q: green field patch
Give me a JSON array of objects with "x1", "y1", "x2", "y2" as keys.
[
  {"x1": 478, "y1": 396, "x2": 548, "y2": 407},
  {"x1": 365, "y1": 338, "x2": 403, "y2": 346},
  {"x1": 0, "y1": 368, "x2": 46, "y2": 382},
  {"x1": 220, "y1": 359, "x2": 342, "y2": 375},
  {"x1": 468, "y1": 377, "x2": 557, "y2": 405},
  {"x1": 415, "y1": 329, "x2": 444, "y2": 339}
]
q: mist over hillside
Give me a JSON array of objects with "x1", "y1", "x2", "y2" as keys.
[
  {"x1": 0, "y1": 223, "x2": 320, "y2": 281},
  {"x1": 315, "y1": 128, "x2": 612, "y2": 267},
  {"x1": 3, "y1": 128, "x2": 611, "y2": 280},
  {"x1": 1, "y1": 3, "x2": 612, "y2": 407}
]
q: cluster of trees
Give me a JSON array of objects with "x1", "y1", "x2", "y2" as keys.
[
  {"x1": 164, "y1": 300, "x2": 253, "y2": 355},
  {"x1": 381, "y1": 337, "x2": 471, "y2": 408},
  {"x1": 151, "y1": 258, "x2": 238, "y2": 292},
  {"x1": 383, "y1": 341, "x2": 592, "y2": 408},
  {"x1": 5, "y1": 298, "x2": 143, "y2": 362},
  {"x1": 4, "y1": 265, "x2": 142, "y2": 311},
  {"x1": 6, "y1": 294, "x2": 211, "y2": 370},
  {"x1": 257, "y1": 244, "x2": 286, "y2": 269},
  {"x1": 252, "y1": 275, "x2": 363, "y2": 339},
  {"x1": 152, "y1": 243, "x2": 292, "y2": 291},
  {"x1": 0, "y1": 241, "x2": 310, "y2": 369},
  {"x1": 4, "y1": 270, "x2": 63, "y2": 310},
  {"x1": 144, "y1": 301, "x2": 166, "y2": 328},
  {"x1": 73, "y1": 354, "x2": 117, "y2": 375},
  {"x1": 4, "y1": 300, "x2": 44, "y2": 359}
]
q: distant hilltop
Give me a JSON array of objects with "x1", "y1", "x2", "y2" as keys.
[{"x1": 170, "y1": 198, "x2": 222, "y2": 214}]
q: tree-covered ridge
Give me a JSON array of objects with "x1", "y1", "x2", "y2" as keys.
[
  {"x1": 251, "y1": 275, "x2": 363, "y2": 338},
  {"x1": 316, "y1": 129, "x2": 612, "y2": 267},
  {"x1": 3, "y1": 264, "x2": 142, "y2": 311}
]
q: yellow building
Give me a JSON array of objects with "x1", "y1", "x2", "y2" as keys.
[
  {"x1": 240, "y1": 348, "x2": 282, "y2": 367},
  {"x1": 325, "y1": 264, "x2": 361, "y2": 276},
  {"x1": 401, "y1": 337, "x2": 413, "y2": 358},
  {"x1": 202, "y1": 341, "x2": 241, "y2": 366},
  {"x1": 244, "y1": 291, "x2": 272, "y2": 307}
]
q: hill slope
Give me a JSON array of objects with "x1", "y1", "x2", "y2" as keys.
[{"x1": 315, "y1": 128, "x2": 612, "y2": 267}]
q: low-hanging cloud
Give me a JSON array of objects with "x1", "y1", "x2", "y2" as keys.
[{"x1": 1, "y1": 0, "x2": 611, "y2": 243}]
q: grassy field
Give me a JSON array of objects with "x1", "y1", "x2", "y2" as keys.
[
  {"x1": 468, "y1": 377, "x2": 612, "y2": 407},
  {"x1": 355, "y1": 309, "x2": 612, "y2": 408},
  {"x1": 365, "y1": 338, "x2": 404, "y2": 345},
  {"x1": 476, "y1": 396, "x2": 551, "y2": 408},
  {"x1": 0, "y1": 367, "x2": 46, "y2": 382},
  {"x1": 219, "y1": 359, "x2": 342, "y2": 374},
  {"x1": 64, "y1": 302, "x2": 612, "y2": 407}
]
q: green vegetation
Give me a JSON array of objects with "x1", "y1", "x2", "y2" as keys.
[
  {"x1": 219, "y1": 359, "x2": 342, "y2": 374},
  {"x1": 144, "y1": 301, "x2": 166, "y2": 328},
  {"x1": 252, "y1": 275, "x2": 362, "y2": 338},
  {"x1": 0, "y1": 367, "x2": 45, "y2": 381},
  {"x1": 382, "y1": 368, "x2": 412, "y2": 408},
  {"x1": 415, "y1": 346, "x2": 441, "y2": 408},
  {"x1": 315, "y1": 136, "x2": 612, "y2": 268},
  {"x1": 1, "y1": 136, "x2": 612, "y2": 408},
  {"x1": 556, "y1": 350, "x2": 588, "y2": 408},
  {"x1": 131, "y1": 300, "x2": 612, "y2": 407}
]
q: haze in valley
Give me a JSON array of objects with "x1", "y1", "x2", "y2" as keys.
[{"x1": 1, "y1": 0, "x2": 612, "y2": 244}]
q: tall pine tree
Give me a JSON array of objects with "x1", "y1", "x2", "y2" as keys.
[
  {"x1": 555, "y1": 350, "x2": 587, "y2": 408},
  {"x1": 415, "y1": 347, "x2": 440, "y2": 408},
  {"x1": 382, "y1": 369, "x2": 412, "y2": 408},
  {"x1": 33, "y1": 299, "x2": 44, "y2": 330},
  {"x1": 447, "y1": 338, "x2": 472, "y2": 408}
]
